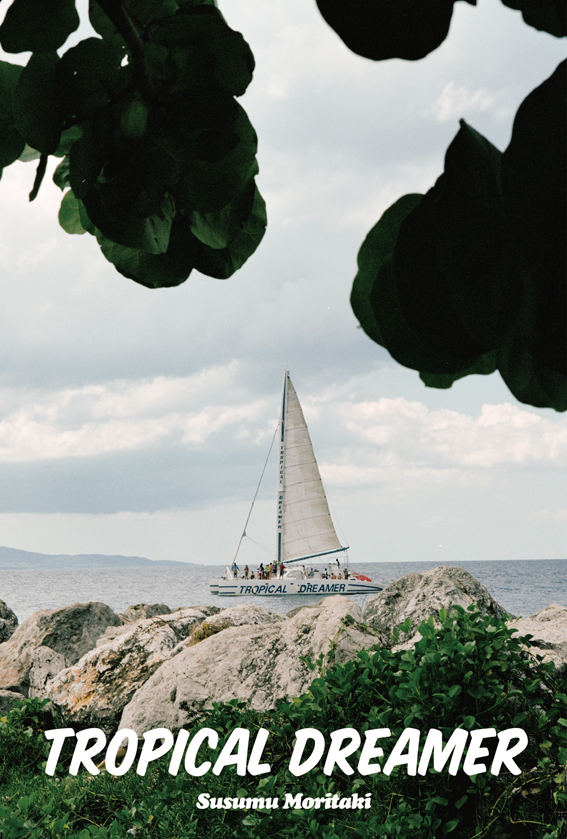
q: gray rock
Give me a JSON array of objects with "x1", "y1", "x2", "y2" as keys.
[
  {"x1": 509, "y1": 604, "x2": 567, "y2": 675},
  {"x1": 46, "y1": 608, "x2": 209, "y2": 733},
  {"x1": 0, "y1": 689, "x2": 26, "y2": 713},
  {"x1": 174, "y1": 605, "x2": 224, "y2": 618},
  {"x1": 0, "y1": 602, "x2": 121, "y2": 694},
  {"x1": 29, "y1": 646, "x2": 70, "y2": 697},
  {"x1": 0, "y1": 599, "x2": 18, "y2": 642},
  {"x1": 120, "y1": 603, "x2": 172, "y2": 623},
  {"x1": 120, "y1": 595, "x2": 378, "y2": 734},
  {"x1": 286, "y1": 601, "x2": 324, "y2": 619},
  {"x1": 363, "y1": 565, "x2": 508, "y2": 645}
]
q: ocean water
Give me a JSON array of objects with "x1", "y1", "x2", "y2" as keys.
[{"x1": 1, "y1": 559, "x2": 564, "y2": 625}]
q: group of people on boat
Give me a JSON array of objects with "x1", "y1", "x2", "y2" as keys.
[
  {"x1": 231, "y1": 561, "x2": 285, "y2": 580},
  {"x1": 302, "y1": 563, "x2": 350, "y2": 581},
  {"x1": 229, "y1": 557, "x2": 350, "y2": 581}
]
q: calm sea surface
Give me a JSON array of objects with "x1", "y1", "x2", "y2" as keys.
[{"x1": 1, "y1": 559, "x2": 565, "y2": 624}]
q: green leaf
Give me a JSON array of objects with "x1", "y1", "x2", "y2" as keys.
[
  {"x1": 393, "y1": 122, "x2": 508, "y2": 361},
  {"x1": 68, "y1": 127, "x2": 106, "y2": 200},
  {"x1": 500, "y1": 0, "x2": 566, "y2": 37},
  {"x1": 497, "y1": 337, "x2": 567, "y2": 412},
  {"x1": 0, "y1": 118, "x2": 25, "y2": 168},
  {"x1": 352, "y1": 193, "x2": 481, "y2": 376},
  {"x1": 424, "y1": 120, "x2": 522, "y2": 351},
  {"x1": 351, "y1": 193, "x2": 421, "y2": 346},
  {"x1": 0, "y1": 60, "x2": 22, "y2": 118},
  {"x1": 96, "y1": 214, "x2": 198, "y2": 288},
  {"x1": 78, "y1": 198, "x2": 96, "y2": 234},
  {"x1": 353, "y1": 102, "x2": 565, "y2": 411},
  {"x1": 88, "y1": 1, "x2": 126, "y2": 51},
  {"x1": 56, "y1": 37, "x2": 127, "y2": 121},
  {"x1": 315, "y1": 0, "x2": 461, "y2": 61},
  {"x1": 188, "y1": 180, "x2": 266, "y2": 278},
  {"x1": 59, "y1": 189, "x2": 87, "y2": 235},
  {"x1": 419, "y1": 352, "x2": 497, "y2": 389},
  {"x1": 53, "y1": 156, "x2": 71, "y2": 190},
  {"x1": 17, "y1": 143, "x2": 40, "y2": 162},
  {"x1": 54, "y1": 124, "x2": 83, "y2": 158},
  {"x1": 0, "y1": 0, "x2": 79, "y2": 54},
  {"x1": 149, "y1": 6, "x2": 254, "y2": 96},
  {"x1": 193, "y1": 193, "x2": 266, "y2": 277},
  {"x1": 13, "y1": 52, "x2": 62, "y2": 153},
  {"x1": 0, "y1": 60, "x2": 24, "y2": 167},
  {"x1": 85, "y1": 190, "x2": 175, "y2": 254},
  {"x1": 501, "y1": 60, "x2": 566, "y2": 386},
  {"x1": 95, "y1": 135, "x2": 180, "y2": 219},
  {"x1": 175, "y1": 100, "x2": 259, "y2": 212},
  {"x1": 120, "y1": 96, "x2": 149, "y2": 139}
]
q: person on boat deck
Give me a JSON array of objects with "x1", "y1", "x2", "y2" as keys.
[
  {"x1": 279, "y1": 562, "x2": 285, "y2": 576},
  {"x1": 344, "y1": 568, "x2": 349, "y2": 579},
  {"x1": 243, "y1": 565, "x2": 249, "y2": 579},
  {"x1": 232, "y1": 561, "x2": 239, "y2": 578},
  {"x1": 258, "y1": 562, "x2": 264, "y2": 579}
]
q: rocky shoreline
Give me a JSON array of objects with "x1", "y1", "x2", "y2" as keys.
[{"x1": 0, "y1": 566, "x2": 565, "y2": 734}]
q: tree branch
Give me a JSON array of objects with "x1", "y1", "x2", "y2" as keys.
[{"x1": 93, "y1": 0, "x2": 155, "y2": 103}]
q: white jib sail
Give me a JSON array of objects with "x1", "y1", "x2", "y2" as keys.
[{"x1": 280, "y1": 374, "x2": 344, "y2": 563}]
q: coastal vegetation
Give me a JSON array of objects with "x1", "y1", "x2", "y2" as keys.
[{"x1": 0, "y1": 605, "x2": 565, "y2": 838}]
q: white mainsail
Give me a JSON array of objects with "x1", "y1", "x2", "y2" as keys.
[{"x1": 277, "y1": 372, "x2": 346, "y2": 564}]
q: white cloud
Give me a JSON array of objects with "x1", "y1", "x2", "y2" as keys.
[
  {"x1": 327, "y1": 397, "x2": 567, "y2": 480},
  {"x1": 0, "y1": 365, "x2": 267, "y2": 462},
  {"x1": 432, "y1": 82, "x2": 495, "y2": 122}
]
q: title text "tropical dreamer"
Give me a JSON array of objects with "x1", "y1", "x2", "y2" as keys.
[{"x1": 44, "y1": 725, "x2": 528, "y2": 777}]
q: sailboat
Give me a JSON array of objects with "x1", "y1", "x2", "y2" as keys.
[{"x1": 210, "y1": 372, "x2": 382, "y2": 597}]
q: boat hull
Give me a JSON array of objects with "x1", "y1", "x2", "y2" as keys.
[{"x1": 210, "y1": 578, "x2": 382, "y2": 597}]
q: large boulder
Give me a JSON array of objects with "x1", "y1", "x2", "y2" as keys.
[
  {"x1": 509, "y1": 604, "x2": 567, "y2": 675},
  {"x1": 46, "y1": 608, "x2": 211, "y2": 733},
  {"x1": 119, "y1": 603, "x2": 172, "y2": 623},
  {"x1": 120, "y1": 596, "x2": 379, "y2": 734},
  {"x1": 363, "y1": 565, "x2": 508, "y2": 644},
  {"x1": 0, "y1": 602, "x2": 121, "y2": 694},
  {"x1": 0, "y1": 599, "x2": 18, "y2": 643}
]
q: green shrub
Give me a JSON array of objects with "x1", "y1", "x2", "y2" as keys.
[{"x1": 0, "y1": 696, "x2": 53, "y2": 782}]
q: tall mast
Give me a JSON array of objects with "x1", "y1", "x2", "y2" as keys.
[{"x1": 276, "y1": 371, "x2": 288, "y2": 564}]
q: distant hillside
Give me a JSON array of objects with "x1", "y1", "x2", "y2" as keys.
[{"x1": 0, "y1": 546, "x2": 195, "y2": 569}]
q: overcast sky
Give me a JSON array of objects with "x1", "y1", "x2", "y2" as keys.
[{"x1": 0, "y1": 0, "x2": 565, "y2": 565}]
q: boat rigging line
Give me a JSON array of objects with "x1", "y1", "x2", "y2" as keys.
[{"x1": 231, "y1": 422, "x2": 278, "y2": 565}]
